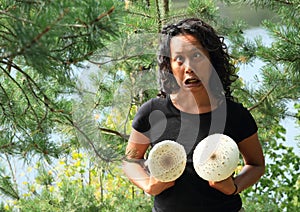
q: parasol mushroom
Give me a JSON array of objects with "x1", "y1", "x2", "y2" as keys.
[
  {"x1": 147, "y1": 140, "x2": 187, "y2": 182},
  {"x1": 193, "y1": 134, "x2": 239, "y2": 182}
]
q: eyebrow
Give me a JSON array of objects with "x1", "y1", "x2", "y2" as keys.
[{"x1": 172, "y1": 47, "x2": 202, "y2": 54}]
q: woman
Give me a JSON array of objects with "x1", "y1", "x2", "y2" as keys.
[{"x1": 123, "y1": 18, "x2": 265, "y2": 212}]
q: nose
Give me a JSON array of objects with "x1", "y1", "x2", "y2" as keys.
[{"x1": 183, "y1": 60, "x2": 194, "y2": 73}]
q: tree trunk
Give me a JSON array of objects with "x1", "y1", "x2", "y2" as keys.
[{"x1": 163, "y1": 0, "x2": 169, "y2": 16}]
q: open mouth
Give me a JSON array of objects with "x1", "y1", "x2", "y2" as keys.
[{"x1": 184, "y1": 78, "x2": 201, "y2": 85}]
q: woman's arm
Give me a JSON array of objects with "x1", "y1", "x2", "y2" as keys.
[
  {"x1": 233, "y1": 132, "x2": 265, "y2": 193},
  {"x1": 209, "y1": 133, "x2": 265, "y2": 195},
  {"x1": 123, "y1": 129, "x2": 175, "y2": 196}
]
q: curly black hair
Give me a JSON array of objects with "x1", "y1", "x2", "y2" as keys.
[{"x1": 157, "y1": 18, "x2": 237, "y2": 101}]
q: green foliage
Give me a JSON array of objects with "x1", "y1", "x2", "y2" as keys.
[
  {"x1": 223, "y1": 0, "x2": 300, "y2": 210},
  {"x1": 0, "y1": 174, "x2": 19, "y2": 200},
  {"x1": 0, "y1": 0, "x2": 299, "y2": 211},
  {"x1": 242, "y1": 193, "x2": 281, "y2": 211},
  {"x1": 295, "y1": 103, "x2": 300, "y2": 126},
  {"x1": 0, "y1": 0, "x2": 121, "y2": 160},
  {"x1": 3, "y1": 150, "x2": 152, "y2": 211},
  {"x1": 187, "y1": 0, "x2": 220, "y2": 22}
]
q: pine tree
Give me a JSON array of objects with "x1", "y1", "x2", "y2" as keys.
[
  {"x1": 0, "y1": 0, "x2": 121, "y2": 201},
  {"x1": 0, "y1": 0, "x2": 299, "y2": 210},
  {"x1": 221, "y1": 0, "x2": 300, "y2": 210}
]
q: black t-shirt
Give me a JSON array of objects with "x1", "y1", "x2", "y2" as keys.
[{"x1": 132, "y1": 95, "x2": 258, "y2": 212}]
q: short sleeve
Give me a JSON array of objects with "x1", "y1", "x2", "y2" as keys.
[
  {"x1": 132, "y1": 99, "x2": 152, "y2": 135},
  {"x1": 225, "y1": 101, "x2": 258, "y2": 143},
  {"x1": 236, "y1": 103, "x2": 258, "y2": 142}
]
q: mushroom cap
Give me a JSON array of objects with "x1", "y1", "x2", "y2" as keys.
[
  {"x1": 193, "y1": 134, "x2": 239, "y2": 182},
  {"x1": 147, "y1": 140, "x2": 187, "y2": 182}
]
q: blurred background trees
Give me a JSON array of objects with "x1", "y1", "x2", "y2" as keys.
[{"x1": 0, "y1": 0, "x2": 299, "y2": 211}]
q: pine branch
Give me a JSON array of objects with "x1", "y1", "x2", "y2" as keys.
[
  {"x1": 58, "y1": 6, "x2": 115, "y2": 29},
  {"x1": 4, "y1": 61, "x2": 56, "y2": 111},
  {"x1": 18, "y1": 9, "x2": 66, "y2": 55},
  {"x1": 0, "y1": 9, "x2": 33, "y2": 24},
  {"x1": 125, "y1": 11, "x2": 153, "y2": 18},
  {"x1": 1, "y1": 66, "x2": 39, "y2": 120},
  {"x1": 99, "y1": 127, "x2": 129, "y2": 140},
  {"x1": 0, "y1": 66, "x2": 38, "y2": 138},
  {"x1": 274, "y1": 56, "x2": 300, "y2": 63},
  {"x1": 71, "y1": 121, "x2": 113, "y2": 162},
  {"x1": 64, "y1": 51, "x2": 94, "y2": 65},
  {"x1": 0, "y1": 101, "x2": 7, "y2": 117},
  {"x1": 0, "y1": 60, "x2": 71, "y2": 145},
  {"x1": 248, "y1": 85, "x2": 277, "y2": 111},
  {"x1": 60, "y1": 33, "x2": 91, "y2": 39},
  {"x1": 0, "y1": 33, "x2": 14, "y2": 43},
  {"x1": 0, "y1": 23, "x2": 16, "y2": 37},
  {"x1": 155, "y1": 0, "x2": 162, "y2": 31},
  {"x1": 90, "y1": 6, "x2": 115, "y2": 25},
  {"x1": 0, "y1": 61, "x2": 45, "y2": 118},
  {"x1": 0, "y1": 78, "x2": 18, "y2": 116},
  {"x1": 51, "y1": 42, "x2": 76, "y2": 52},
  {"x1": 53, "y1": 111, "x2": 127, "y2": 162},
  {"x1": 274, "y1": 0, "x2": 294, "y2": 5},
  {"x1": 0, "y1": 142, "x2": 15, "y2": 150},
  {"x1": 0, "y1": 175, "x2": 20, "y2": 200},
  {"x1": 123, "y1": 95, "x2": 134, "y2": 137},
  {"x1": 4, "y1": 153, "x2": 18, "y2": 195},
  {"x1": 87, "y1": 54, "x2": 143, "y2": 66},
  {"x1": 0, "y1": 9, "x2": 67, "y2": 59},
  {"x1": 15, "y1": 0, "x2": 43, "y2": 4},
  {"x1": 272, "y1": 29, "x2": 300, "y2": 47}
]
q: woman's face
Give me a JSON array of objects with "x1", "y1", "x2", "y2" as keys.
[{"x1": 169, "y1": 34, "x2": 212, "y2": 93}]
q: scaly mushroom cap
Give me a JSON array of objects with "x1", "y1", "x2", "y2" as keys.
[
  {"x1": 193, "y1": 134, "x2": 239, "y2": 182},
  {"x1": 147, "y1": 140, "x2": 187, "y2": 182}
]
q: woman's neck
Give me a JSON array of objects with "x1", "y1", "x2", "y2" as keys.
[{"x1": 170, "y1": 90, "x2": 219, "y2": 114}]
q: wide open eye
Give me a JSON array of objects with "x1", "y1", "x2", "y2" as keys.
[
  {"x1": 193, "y1": 52, "x2": 204, "y2": 60},
  {"x1": 174, "y1": 55, "x2": 184, "y2": 64}
]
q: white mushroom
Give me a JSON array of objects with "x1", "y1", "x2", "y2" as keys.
[
  {"x1": 147, "y1": 140, "x2": 187, "y2": 182},
  {"x1": 193, "y1": 134, "x2": 239, "y2": 182}
]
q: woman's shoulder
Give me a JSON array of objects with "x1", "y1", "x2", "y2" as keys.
[
  {"x1": 142, "y1": 95, "x2": 169, "y2": 106},
  {"x1": 138, "y1": 96, "x2": 169, "y2": 113},
  {"x1": 226, "y1": 99, "x2": 248, "y2": 111}
]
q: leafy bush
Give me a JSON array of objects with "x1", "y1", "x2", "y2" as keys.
[{"x1": 3, "y1": 151, "x2": 153, "y2": 211}]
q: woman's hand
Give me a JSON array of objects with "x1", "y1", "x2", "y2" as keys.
[
  {"x1": 145, "y1": 176, "x2": 175, "y2": 196},
  {"x1": 208, "y1": 176, "x2": 237, "y2": 195},
  {"x1": 123, "y1": 129, "x2": 175, "y2": 196},
  {"x1": 209, "y1": 133, "x2": 265, "y2": 196}
]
